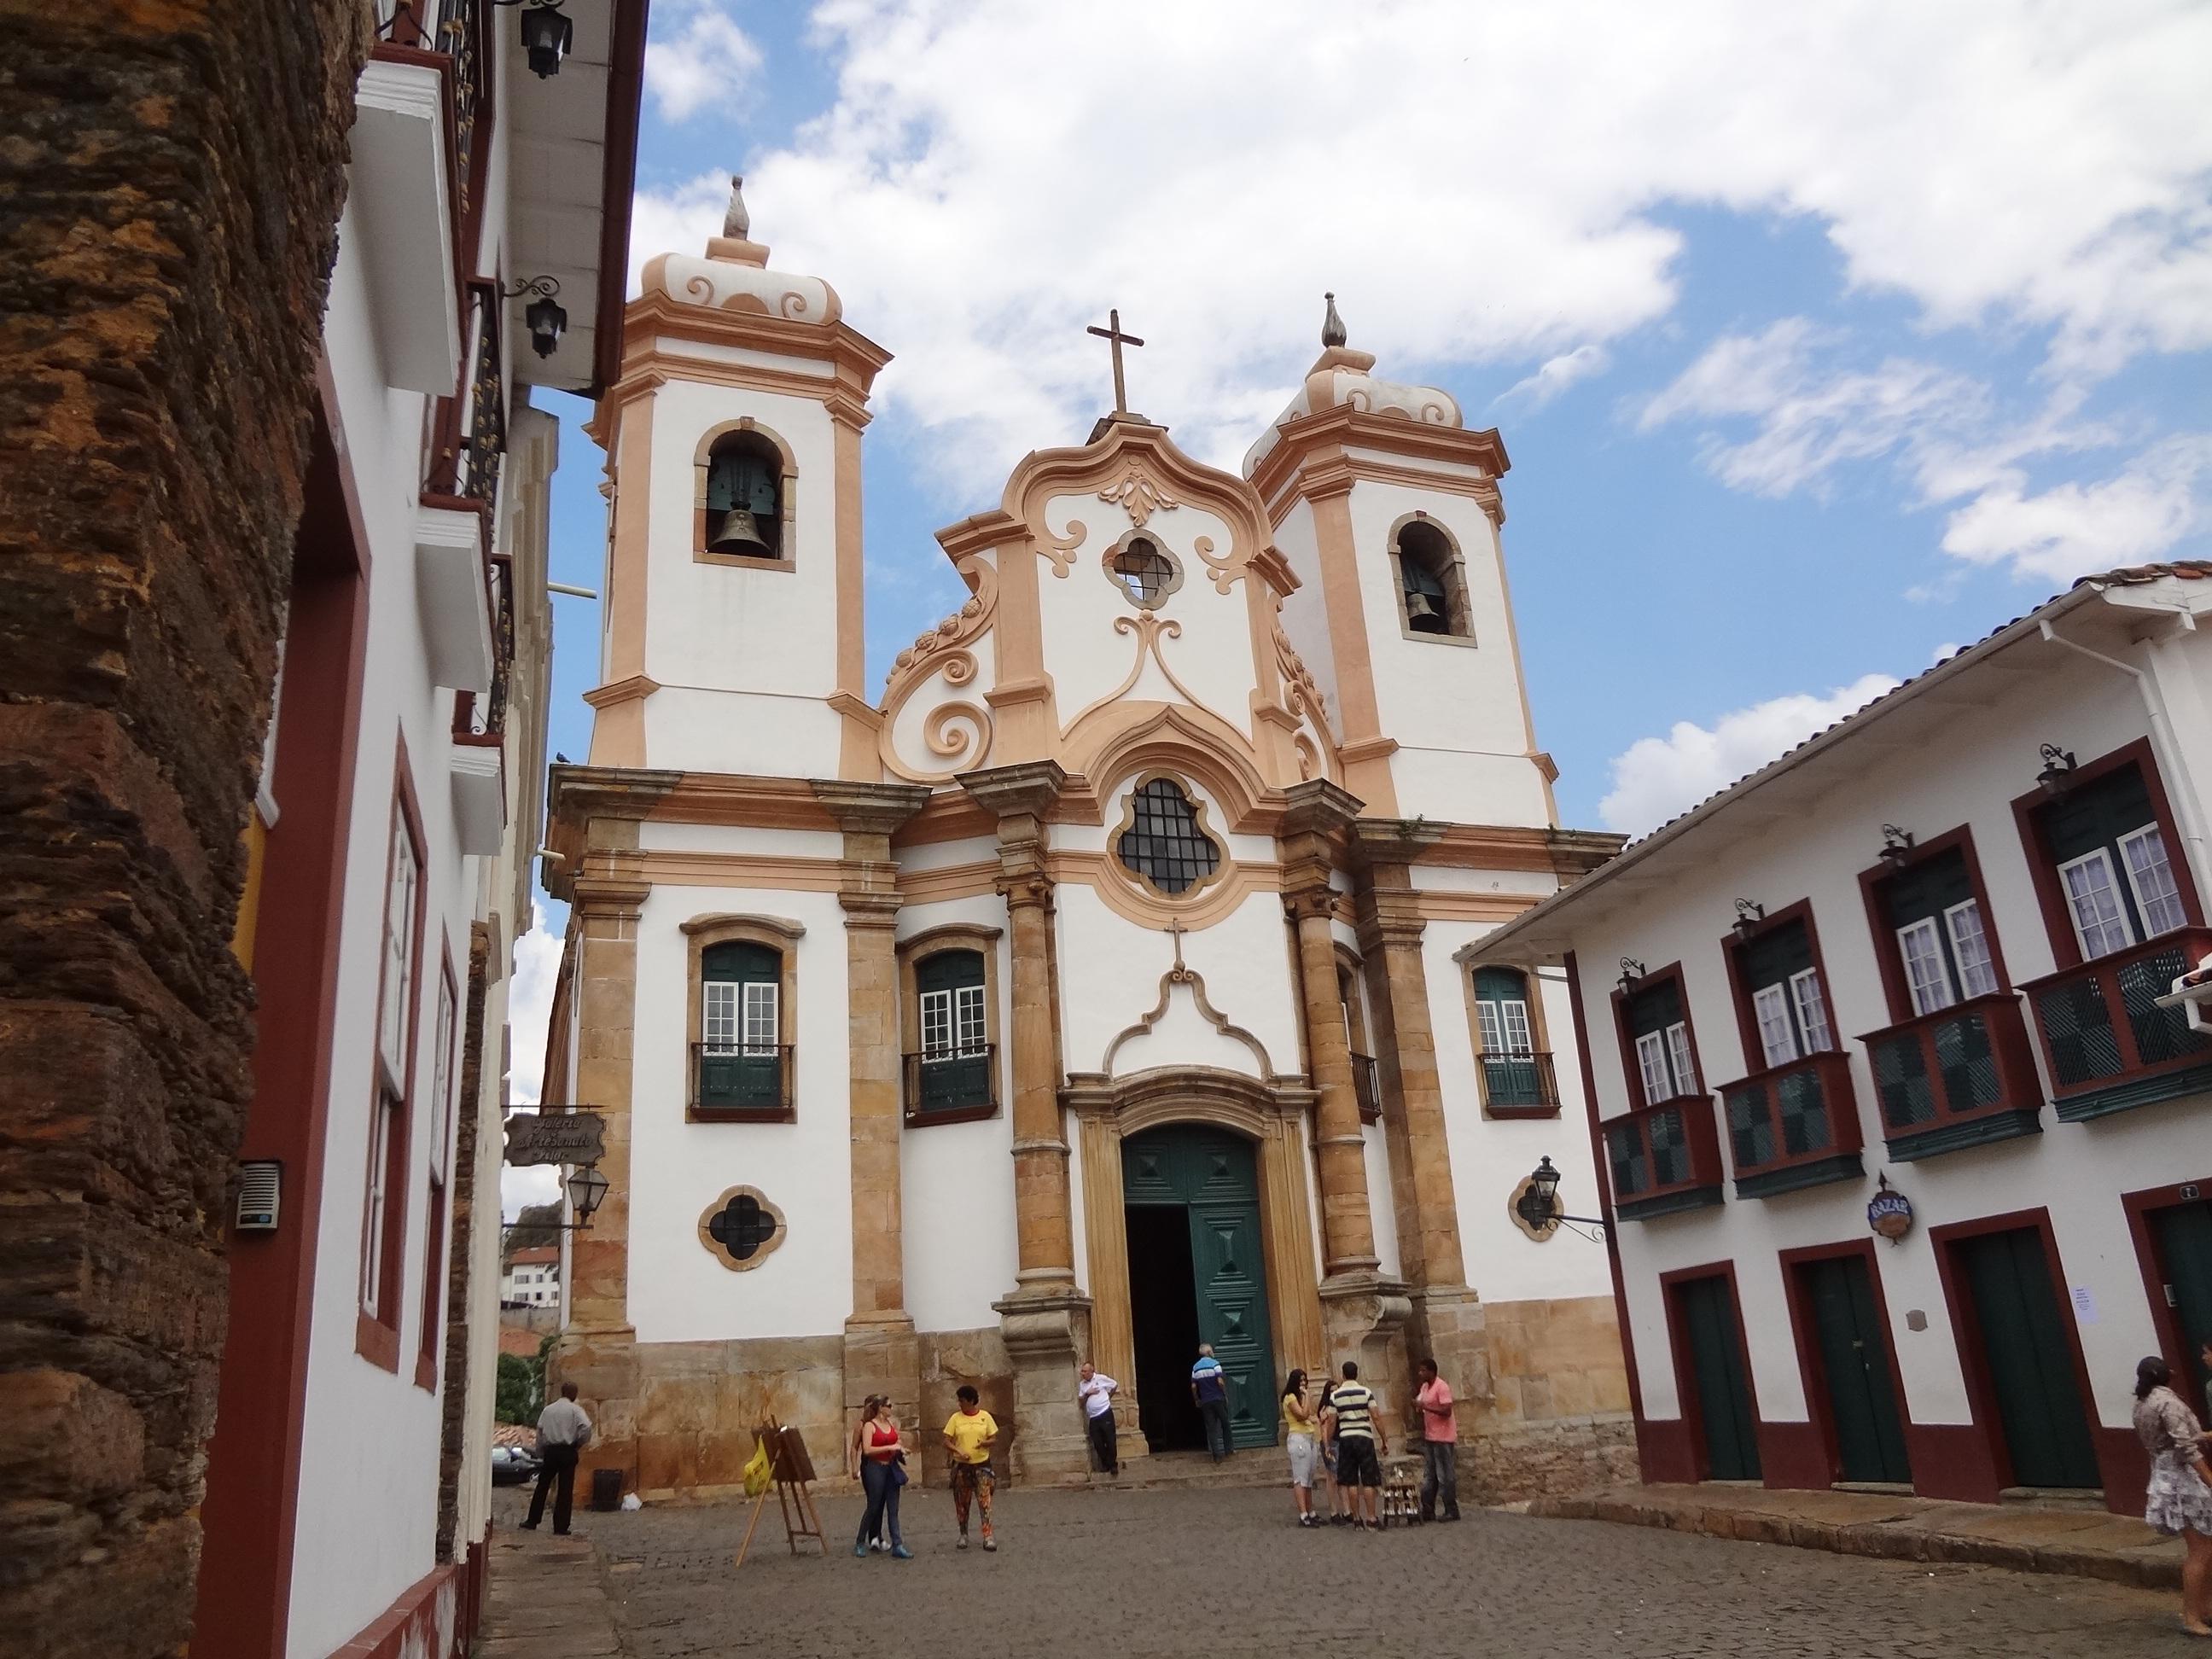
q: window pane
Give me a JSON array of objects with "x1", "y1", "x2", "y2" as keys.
[
  {"x1": 1752, "y1": 982, "x2": 1799, "y2": 1069},
  {"x1": 920, "y1": 987, "x2": 952, "y2": 1058},
  {"x1": 1476, "y1": 1000, "x2": 1505, "y2": 1054},
  {"x1": 1665, "y1": 1022, "x2": 1699, "y2": 1095},
  {"x1": 1115, "y1": 777, "x2": 1221, "y2": 895},
  {"x1": 704, "y1": 981, "x2": 738, "y2": 1048},
  {"x1": 742, "y1": 981, "x2": 778, "y2": 1051},
  {"x1": 1634, "y1": 1031, "x2": 1670, "y2": 1103},
  {"x1": 1789, "y1": 968, "x2": 1835, "y2": 1052},
  {"x1": 2121, "y1": 824, "x2": 2188, "y2": 936},
  {"x1": 1943, "y1": 900, "x2": 2000, "y2": 998},
  {"x1": 2060, "y1": 848, "x2": 2135, "y2": 959},
  {"x1": 1499, "y1": 999, "x2": 1534, "y2": 1055},
  {"x1": 955, "y1": 984, "x2": 987, "y2": 1053},
  {"x1": 1898, "y1": 917, "x2": 1956, "y2": 1016},
  {"x1": 380, "y1": 820, "x2": 419, "y2": 1081}
]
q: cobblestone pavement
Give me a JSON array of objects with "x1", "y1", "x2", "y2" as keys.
[{"x1": 494, "y1": 1485, "x2": 2186, "y2": 1658}]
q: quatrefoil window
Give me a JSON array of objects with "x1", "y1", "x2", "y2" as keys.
[
  {"x1": 1102, "y1": 531, "x2": 1184, "y2": 611},
  {"x1": 1114, "y1": 776, "x2": 1223, "y2": 899},
  {"x1": 697, "y1": 1185, "x2": 786, "y2": 1272}
]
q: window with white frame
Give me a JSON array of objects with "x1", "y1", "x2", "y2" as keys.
[
  {"x1": 1623, "y1": 977, "x2": 1699, "y2": 1104},
  {"x1": 1736, "y1": 916, "x2": 1835, "y2": 1068},
  {"x1": 2035, "y1": 758, "x2": 2192, "y2": 959},
  {"x1": 697, "y1": 940, "x2": 785, "y2": 1112},
  {"x1": 914, "y1": 948, "x2": 992, "y2": 1114},
  {"x1": 363, "y1": 797, "x2": 422, "y2": 1328},
  {"x1": 1878, "y1": 844, "x2": 2001, "y2": 1019}
]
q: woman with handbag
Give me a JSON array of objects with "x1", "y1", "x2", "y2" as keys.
[{"x1": 851, "y1": 1395, "x2": 913, "y2": 1559}]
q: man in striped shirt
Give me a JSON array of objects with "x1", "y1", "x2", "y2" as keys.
[{"x1": 1327, "y1": 1360, "x2": 1388, "y2": 1530}]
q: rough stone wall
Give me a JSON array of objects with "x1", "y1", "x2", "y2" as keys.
[
  {"x1": 0, "y1": 5, "x2": 361, "y2": 1654},
  {"x1": 1462, "y1": 1293, "x2": 1638, "y2": 1501},
  {"x1": 437, "y1": 923, "x2": 494, "y2": 1559}
]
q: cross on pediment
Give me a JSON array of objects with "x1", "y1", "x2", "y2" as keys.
[{"x1": 1086, "y1": 308, "x2": 1144, "y2": 416}]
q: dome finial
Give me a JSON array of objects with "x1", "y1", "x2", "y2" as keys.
[
  {"x1": 724, "y1": 175, "x2": 750, "y2": 242},
  {"x1": 1321, "y1": 291, "x2": 1347, "y2": 349}
]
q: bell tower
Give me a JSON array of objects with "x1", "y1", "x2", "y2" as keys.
[
  {"x1": 585, "y1": 178, "x2": 891, "y2": 778},
  {"x1": 1243, "y1": 296, "x2": 1554, "y2": 828}
]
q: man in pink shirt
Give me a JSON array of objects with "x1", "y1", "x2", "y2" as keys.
[{"x1": 1415, "y1": 1358, "x2": 1461, "y2": 1522}]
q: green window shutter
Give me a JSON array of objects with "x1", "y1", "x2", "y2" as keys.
[
  {"x1": 702, "y1": 940, "x2": 779, "y2": 984},
  {"x1": 915, "y1": 949, "x2": 989, "y2": 1112},
  {"x1": 916, "y1": 948, "x2": 984, "y2": 995},
  {"x1": 2039, "y1": 764, "x2": 2153, "y2": 864},
  {"x1": 1880, "y1": 848, "x2": 1973, "y2": 930},
  {"x1": 1625, "y1": 978, "x2": 1685, "y2": 1039},
  {"x1": 1738, "y1": 919, "x2": 1814, "y2": 992},
  {"x1": 1474, "y1": 967, "x2": 1528, "y2": 1003}
]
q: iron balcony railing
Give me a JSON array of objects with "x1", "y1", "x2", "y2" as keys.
[
  {"x1": 375, "y1": 0, "x2": 488, "y2": 241},
  {"x1": 2020, "y1": 928, "x2": 2212, "y2": 1120},
  {"x1": 1348, "y1": 1051, "x2": 1381, "y2": 1123},
  {"x1": 1479, "y1": 1050, "x2": 1560, "y2": 1115},
  {"x1": 1859, "y1": 992, "x2": 2042, "y2": 1159},
  {"x1": 691, "y1": 1042, "x2": 795, "y2": 1119},
  {"x1": 451, "y1": 554, "x2": 513, "y2": 742},
  {"x1": 902, "y1": 1045, "x2": 999, "y2": 1122},
  {"x1": 1716, "y1": 1049, "x2": 1863, "y2": 1196}
]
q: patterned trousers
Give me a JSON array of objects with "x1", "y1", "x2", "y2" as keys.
[{"x1": 951, "y1": 1459, "x2": 995, "y2": 1536}]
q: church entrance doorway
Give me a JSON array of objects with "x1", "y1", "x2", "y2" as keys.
[{"x1": 1122, "y1": 1124, "x2": 1277, "y2": 1453}]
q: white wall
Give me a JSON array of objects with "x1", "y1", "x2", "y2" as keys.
[{"x1": 1570, "y1": 634, "x2": 2212, "y2": 1439}]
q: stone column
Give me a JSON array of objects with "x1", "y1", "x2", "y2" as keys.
[
  {"x1": 812, "y1": 780, "x2": 930, "y2": 1426},
  {"x1": 558, "y1": 861, "x2": 650, "y2": 1495},
  {"x1": 1278, "y1": 782, "x2": 1407, "y2": 1377},
  {"x1": 1352, "y1": 825, "x2": 1491, "y2": 1467},
  {"x1": 959, "y1": 761, "x2": 1091, "y2": 1482}
]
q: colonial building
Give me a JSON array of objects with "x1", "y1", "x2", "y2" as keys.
[
  {"x1": 504, "y1": 1246, "x2": 562, "y2": 1308},
  {"x1": 1468, "y1": 565, "x2": 2212, "y2": 1512},
  {"x1": 188, "y1": 6, "x2": 644, "y2": 1657},
  {"x1": 539, "y1": 191, "x2": 1633, "y2": 1501}
]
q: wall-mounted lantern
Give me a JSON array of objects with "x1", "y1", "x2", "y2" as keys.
[
  {"x1": 1878, "y1": 824, "x2": 1916, "y2": 870},
  {"x1": 2036, "y1": 743, "x2": 2078, "y2": 798},
  {"x1": 1731, "y1": 899, "x2": 1767, "y2": 945},
  {"x1": 1616, "y1": 957, "x2": 1647, "y2": 997},
  {"x1": 504, "y1": 276, "x2": 567, "y2": 358},
  {"x1": 1512, "y1": 1156, "x2": 1608, "y2": 1239}
]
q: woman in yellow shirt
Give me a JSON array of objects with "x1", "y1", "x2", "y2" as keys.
[
  {"x1": 1282, "y1": 1368, "x2": 1321, "y2": 1528},
  {"x1": 940, "y1": 1384, "x2": 998, "y2": 1551}
]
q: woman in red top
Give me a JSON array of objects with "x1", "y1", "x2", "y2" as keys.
[{"x1": 850, "y1": 1395, "x2": 912, "y2": 1559}]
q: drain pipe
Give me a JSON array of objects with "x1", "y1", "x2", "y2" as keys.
[{"x1": 2038, "y1": 614, "x2": 2212, "y2": 882}]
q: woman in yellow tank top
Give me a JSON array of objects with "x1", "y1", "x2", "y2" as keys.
[{"x1": 1282, "y1": 1369, "x2": 1321, "y2": 1528}]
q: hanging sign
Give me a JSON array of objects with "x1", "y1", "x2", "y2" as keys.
[
  {"x1": 504, "y1": 1109, "x2": 606, "y2": 1167},
  {"x1": 1867, "y1": 1180, "x2": 1914, "y2": 1242}
]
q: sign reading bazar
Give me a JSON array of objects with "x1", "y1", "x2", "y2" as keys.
[
  {"x1": 504, "y1": 1109, "x2": 607, "y2": 1167},
  {"x1": 1867, "y1": 1178, "x2": 1913, "y2": 1243}
]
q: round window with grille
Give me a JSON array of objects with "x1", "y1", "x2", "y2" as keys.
[{"x1": 1114, "y1": 776, "x2": 1224, "y2": 898}]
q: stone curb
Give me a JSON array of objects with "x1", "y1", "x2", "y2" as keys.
[{"x1": 1522, "y1": 1493, "x2": 2183, "y2": 1592}]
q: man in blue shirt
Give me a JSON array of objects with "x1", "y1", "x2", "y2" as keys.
[{"x1": 1190, "y1": 1343, "x2": 1232, "y2": 1462}]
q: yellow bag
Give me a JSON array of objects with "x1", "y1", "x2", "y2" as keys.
[{"x1": 742, "y1": 1437, "x2": 773, "y2": 1498}]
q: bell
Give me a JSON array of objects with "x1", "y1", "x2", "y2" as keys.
[
  {"x1": 1405, "y1": 591, "x2": 1445, "y2": 632},
  {"x1": 709, "y1": 508, "x2": 771, "y2": 556}
]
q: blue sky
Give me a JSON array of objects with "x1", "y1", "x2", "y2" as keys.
[{"x1": 508, "y1": 0, "x2": 2212, "y2": 1140}]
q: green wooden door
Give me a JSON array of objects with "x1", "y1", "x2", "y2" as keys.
[
  {"x1": 2151, "y1": 1200, "x2": 2212, "y2": 1416},
  {"x1": 1955, "y1": 1228, "x2": 2100, "y2": 1489},
  {"x1": 1122, "y1": 1126, "x2": 1278, "y2": 1449},
  {"x1": 1801, "y1": 1255, "x2": 1912, "y2": 1485},
  {"x1": 1675, "y1": 1275, "x2": 1761, "y2": 1481}
]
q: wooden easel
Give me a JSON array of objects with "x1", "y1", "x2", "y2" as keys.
[{"x1": 732, "y1": 1417, "x2": 825, "y2": 1568}]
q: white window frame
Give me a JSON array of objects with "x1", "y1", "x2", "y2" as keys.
[
  {"x1": 428, "y1": 971, "x2": 457, "y2": 1185},
  {"x1": 1752, "y1": 982, "x2": 1800, "y2": 1069},
  {"x1": 2119, "y1": 823, "x2": 2188, "y2": 939},
  {"x1": 742, "y1": 981, "x2": 779, "y2": 1055},
  {"x1": 362, "y1": 1090, "x2": 398, "y2": 1314},
  {"x1": 955, "y1": 982, "x2": 987, "y2": 1055},
  {"x1": 377, "y1": 816, "x2": 421, "y2": 1086},
  {"x1": 2058, "y1": 847, "x2": 2136, "y2": 961},
  {"x1": 703, "y1": 980, "x2": 739, "y2": 1051},
  {"x1": 1634, "y1": 1030, "x2": 1671, "y2": 1104},
  {"x1": 1942, "y1": 899, "x2": 2000, "y2": 998},
  {"x1": 1788, "y1": 967, "x2": 1835, "y2": 1053},
  {"x1": 1664, "y1": 1021, "x2": 1699, "y2": 1096},
  {"x1": 1478, "y1": 995, "x2": 1535, "y2": 1057},
  {"x1": 1896, "y1": 917, "x2": 1956, "y2": 1016}
]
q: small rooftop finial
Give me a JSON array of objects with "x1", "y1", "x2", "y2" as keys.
[
  {"x1": 724, "y1": 175, "x2": 750, "y2": 242},
  {"x1": 1321, "y1": 291, "x2": 1347, "y2": 349}
]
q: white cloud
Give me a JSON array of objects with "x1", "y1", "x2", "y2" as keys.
[
  {"x1": 1499, "y1": 345, "x2": 1611, "y2": 408},
  {"x1": 1598, "y1": 673, "x2": 1903, "y2": 835},
  {"x1": 645, "y1": 5, "x2": 765, "y2": 123},
  {"x1": 629, "y1": 0, "x2": 2212, "y2": 493},
  {"x1": 498, "y1": 903, "x2": 567, "y2": 1221},
  {"x1": 1938, "y1": 434, "x2": 2212, "y2": 582}
]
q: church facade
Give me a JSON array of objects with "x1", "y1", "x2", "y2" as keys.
[{"x1": 540, "y1": 189, "x2": 1633, "y2": 1499}]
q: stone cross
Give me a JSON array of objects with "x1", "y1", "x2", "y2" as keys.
[{"x1": 1086, "y1": 308, "x2": 1144, "y2": 416}]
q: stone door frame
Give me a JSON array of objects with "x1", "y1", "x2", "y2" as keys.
[{"x1": 1062, "y1": 1066, "x2": 1325, "y2": 1456}]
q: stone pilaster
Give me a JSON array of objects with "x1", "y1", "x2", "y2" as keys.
[
  {"x1": 1351, "y1": 824, "x2": 1492, "y2": 1441},
  {"x1": 555, "y1": 862, "x2": 649, "y2": 1495},
  {"x1": 1278, "y1": 781, "x2": 1408, "y2": 1382},
  {"x1": 959, "y1": 760, "x2": 1090, "y2": 1481},
  {"x1": 812, "y1": 779, "x2": 930, "y2": 1423}
]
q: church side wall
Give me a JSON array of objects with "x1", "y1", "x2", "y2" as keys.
[{"x1": 1266, "y1": 504, "x2": 1343, "y2": 742}]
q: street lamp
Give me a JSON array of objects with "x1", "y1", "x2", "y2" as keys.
[
  {"x1": 504, "y1": 276, "x2": 566, "y2": 358},
  {"x1": 2035, "y1": 743, "x2": 2078, "y2": 797},
  {"x1": 1731, "y1": 899, "x2": 1767, "y2": 944},
  {"x1": 1616, "y1": 958, "x2": 1646, "y2": 997},
  {"x1": 1878, "y1": 824, "x2": 1916, "y2": 870},
  {"x1": 498, "y1": 0, "x2": 575, "y2": 78},
  {"x1": 564, "y1": 1163, "x2": 609, "y2": 1230},
  {"x1": 1513, "y1": 1156, "x2": 1607, "y2": 1237}
]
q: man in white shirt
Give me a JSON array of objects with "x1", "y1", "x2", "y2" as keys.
[
  {"x1": 1077, "y1": 1361, "x2": 1120, "y2": 1476},
  {"x1": 524, "y1": 1382, "x2": 593, "y2": 1535}
]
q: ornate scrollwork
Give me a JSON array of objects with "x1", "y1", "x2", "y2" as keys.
[
  {"x1": 1036, "y1": 516, "x2": 1087, "y2": 578},
  {"x1": 923, "y1": 697, "x2": 993, "y2": 765},
  {"x1": 1191, "y1": 533, "x2": 1240, "y2": 595},
  {"x1": 1097, "y1": 463, "x2": 1179, "y2": 527}
]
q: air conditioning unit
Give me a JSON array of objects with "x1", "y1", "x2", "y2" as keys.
[{"x1": 236, "y1": 1161, "x2": 282, "y2": 1231}]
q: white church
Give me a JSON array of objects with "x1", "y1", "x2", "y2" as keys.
[{"x1": 539, "y1": 182, "x2": 1633, "y2": 1497}]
